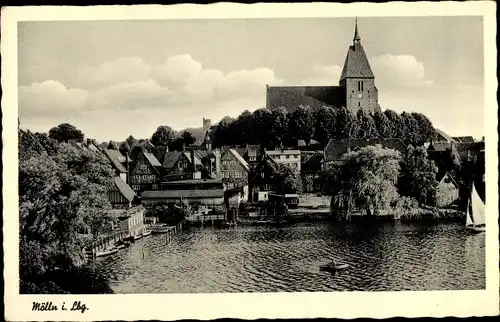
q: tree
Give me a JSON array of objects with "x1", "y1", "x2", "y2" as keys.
[
  {"x1": 181, "y1": 131, "x2": 196, "y2": 146},
  {"x1": 333, "y1": 108, "x2": 357, "y2": 139},
  {"x1": 125, "y1": 135, "x2": 137, "y2": 147},
  {"x1": 107, "y1": 140, "x2": 118, "y2": 150},
  {"x1": 372, "y1": 111, "x2": 391, "y2": 138},
  {"x1": 398, "y1": 145, "x2": 438, "y2": 204},
  {"x1": 234, "y1": 110, "x2": 254, "y2": 144},
  {"x1": 48, "y1": 123, "x2": 84, "y2": 143},
  {"x1": 151, "y1": 125, "x2": 174, "y2": 147},
  {"x1": 119, "y1": 141, "x2": 130, "y2": 155},
  {"x1": 323, "y1": 145, "x2": 401, "y2": 218},
  {"x1": 412, "y1": 112, "x2": 437, "y2": 144},
  {"x1": 19, "y1": 132, "x2": 115, "y2": 293},
  {"x1": 355, "y1": 110, "x2": 378, "y2": 139},
  {"x1": 383, "y1": 109, "x2": 401, "y2": 138},
  {"x1": 290, "y1": 105, "x2": 315, "y2": 146},
  {"x1": 269, "y1": 107, "x2": 289, "y2": 148},
  {"x1": 212, "y1": 116, "x2": 235, "y2": 148},
  {"x1": 252, "y1": 108, "x2": 273, "y2": 147},
  {"x1": 274, "y1": 164, "x2": 302, "y2": 194},
  {"x1": 314, "y1": 106, "x2": 336, "y2": 145}
]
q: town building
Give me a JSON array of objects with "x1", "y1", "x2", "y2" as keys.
[
  {"x1": 301, "y1": 151, "x2": 324, "y2": 193},
  {"x1": 103, "y1": 149, "x2": 129, "y2": 183},
  {"x1": 323, "y1": 138, "x2": 407, "y2": 168},
  {"x1": 220, "y1": 148, "x2": 250, "y2": 190},
  {"x1": 110, "y1": 206, "x2": 146, "y2": 238},
  {"x1": 434, "y1": 172, "x2": 460, "y2": 208},
  {"x1": 129, "y1": 150, "x2": 162, "y2": 193},
  {"x1": 248, "y1": 155, "x2": 280, "y2": 202},
  {"x1": 225, "y1": 144, "x2": 262, "y2": 168},
  {"x1": 266, "y1": 19, "x2": 380, "y2": 115},
  {"x1": 107, "y1": 176, "x2": 138, "y2": 209},
  {"x1": 264, "y1": 149, "x2": 301, "y2": 172}
]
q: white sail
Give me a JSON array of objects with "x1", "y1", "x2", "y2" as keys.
[
  {"x1": 466, "y1": 200, "x2": 474, "y2": 226},
  {"x1": 471, "y1": 184, "x2": 486, "y2": 226}
]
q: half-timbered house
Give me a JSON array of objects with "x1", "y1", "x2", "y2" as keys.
[
  {"x1": 220, "y1": 149, "x2": 250, "y2": 190},
  {"x1": 129, "y1": 150, "x2": 162, "y2": 193}
]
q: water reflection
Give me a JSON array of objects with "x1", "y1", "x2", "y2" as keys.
[{"x1": 95, "y1": 221, "x2": 485, "y2": 293}]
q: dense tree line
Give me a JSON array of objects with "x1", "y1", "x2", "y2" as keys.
[
  {"x1": 19, "y1": 127, "x2": 115, "y2": 293},
  {"x1": 212, "y1": 106, "x2": 437, "y2": 149},
  {"x1": 321, "y1": 144, "x2": 440, "y2": 220}
]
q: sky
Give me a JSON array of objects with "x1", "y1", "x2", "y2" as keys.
[{"x1": 18, "y1": 16, "x2": 485, "y2": 142}]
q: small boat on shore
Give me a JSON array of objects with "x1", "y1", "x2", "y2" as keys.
[
  {"x1": 142, "y1": 229, "x2": 152, "y2": 237},
  {"x1": 320, "y1": 261, "x2": 350, "y2": 272},
  {"x1": 134, "y1": 233, "x2": 143, "y2": 240},
  {"x1": 96, "y1": 247, "x2": 119, "y2": 257}
]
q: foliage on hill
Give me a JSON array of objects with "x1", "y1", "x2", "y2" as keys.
[
  {"x1": 211, "y1": 106, "x2": 437, "y2": 149},
  {"x1": 19, "y1": 127, "x2": 115, "y2": 293}
]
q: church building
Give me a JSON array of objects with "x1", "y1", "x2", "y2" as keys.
[{"x1": 266, "y1": 19, "x2": 381, "y2": 115}]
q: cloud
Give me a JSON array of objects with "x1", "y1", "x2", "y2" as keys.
[
  {"x1": 85, "y1": 80, "x2": 170, "y2": 111},
  {"x1": 152, "y1": 54, "x2": 203, "y2": 87},
  {"x1": 77, "y1": 57, "x2": 151, "y2": 88},
  {"x1": 370, "y1": 54, "x2": 433, "y2": 89},
  {"x1": 19, "y1": 80, "x2": 88, "y2": 118},
  {"x1": 19, "y1": 54, "x2": 283, "y2": 133},
  {"x1": 300, "y1": 64, "x2": 342, "y2": 85}
]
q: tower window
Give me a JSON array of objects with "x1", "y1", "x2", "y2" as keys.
[
  {"x1": 358, "y1": 102, "x2": 361, "y2": 107},
  {"x1": 357, "y1": 81, "x2": 364, "y2": 91}
]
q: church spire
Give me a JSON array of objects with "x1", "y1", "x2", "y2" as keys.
[{"x1": 353, "y1": 17, "x2": 361, "y2": 45}]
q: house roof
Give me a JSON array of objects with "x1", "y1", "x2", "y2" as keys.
[
  {"x1": 428, "y1": 141, "x2": 453, "y2": 152},
  {"x1": 151, "y1": 146, "x2": 170, "y2": 165},
  {"x1": 436, "y1": 172, "x2": 459, "y2": 188},
  {"x1": 265, "y1": 149, "x2": 301, "y2": 156},
  {"x1": 298, "y1": 139, "x2": 320, "y2": 147},
  {"x1": 301, "y1": 151, "x2": 324, "y2": 171},
  {"x1": 112, "y1": 176, "x2": 136, "y2": 203},
  {"x1": 339, "y1": 43, "x2": 374, "y2": 81},
  {"x1": 454, "y1": 141, "x2": 485, "y2": 161},
  {"x1": 143, "y1": 152, "x2": 162, "y2": 167},
  {"x1": 452, "y1": 136, "x2": 475, "y2": 143},
  {"x1": 162, "y1": 151, "x2": 183, "y2": 169},
  {"x1": 324, "y1": 138, "x2": 407, "y2": 162},
  {"x1": 435, "y1": 129, "x2": 455, "y2": 142},
  {"x1": 228, "y1": 149, "x2": 250, "y2": 171},
  {"x1": 182, "y1": 151, "x2": 203, "y2": 166},
  {"x1": 141, "y1": 189, "x2": 225, "y2": 199},
  {"x1": 163, "y1": 179, "x2": 223, "y2": 185},
  {"x1": 103, "y1": 149, "x2": 128, "y2": 173}
]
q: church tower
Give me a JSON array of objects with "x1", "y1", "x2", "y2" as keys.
[{"x1": 339, "y1": 19, "x2": 380, "y2": 114}]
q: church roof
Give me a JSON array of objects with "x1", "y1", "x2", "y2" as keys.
[
  {"x1": 339, "y1": 21, "x2": 374, "y2": 81},
  {"x1": 339, "y1": 43, "x2": 374, "y2": 81}
]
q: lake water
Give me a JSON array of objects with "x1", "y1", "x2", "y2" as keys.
[{"x1": 94, "y1": 221, "x2": 485, "y2": 293}]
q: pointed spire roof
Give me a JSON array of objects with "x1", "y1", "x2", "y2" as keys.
[
  {"x1": 353, "y1": 17, "x2": 361, "y2": 43},
  {"x1": 339, "y1": 19, "x2": 374, "y2": 82}
]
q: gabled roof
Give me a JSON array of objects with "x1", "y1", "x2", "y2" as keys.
[
  {"x1": 103, "y1": 149, "x2": 128, "y2": 173},
  {"x1": 182, "y1": 151, "x2": 203, "y2": 165},
  {"x1": 452, "y1": 136, "x2": 475, "y2": 143},
  {"x1": 435, "y1": 129, "x2": 455, "y2": 142},
  {"x1": 143, "y1": 152, "x2": 162, "y2": 167},
  {"x1": 265, "y1": 149, "x2": 301, "y2": 155},
  {"x1": 162, "y1": 151, "x2": 183, "y2": 169},
  {"x1": 151, "y1": 146, "x2": 170, "y2": 165},
  {"x1": 298, "y1": 139, "x2": 320, "y2": 147},
  {"x1": 428, "y1": 142, "x2": 453, "y2": 152},
  {"x1": 228, "y1": 149, "x2": 250, "y2": 171},
  {"x1": 112, "y1": 176, "x2": 136, "y2": 203},
  {"x1": 339, "y1": 43, "x2": 374, "y2": 81},
  {"x1": 436, "y1": 172, "x2": 459, "y2": 188},
  {"x1": 324, "y1": 138, "x2": 407, "y2": 162},
  {"x1": 301, "y1": 151, "x2": 324, "y2": 171}
]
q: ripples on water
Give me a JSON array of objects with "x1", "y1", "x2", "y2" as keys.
[{"x1": 95, "y1": 221, "x2": 485, "y2": 293}]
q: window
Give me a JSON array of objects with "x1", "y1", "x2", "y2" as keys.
[
  {"x1": 358, "y1": 102, "x2": 361, "y2": 107},
  {"x1": 132, "y1": 185, "x2": 140, "y2": 191},
  {"x1": 183, "y1": 162, "x2": 188, "y2": 169},
  {"x1": 249, "y1": 156, "x2": 256, "y2": 161},
  {"x1": 358, "y1": 81, "x2": 364, "y2": 91},
  {"x1": 263, "y1": 184, "x2": 271, "y2": 190},
  {"x1": 261, "y1": 172, "x2": 265, "y2": 178},
  {"x1": 140, "y1": 164, "x2": 148, "y2": 171},
  {"x1": 286, "y1": 155, "x2": 290, "y2": 159},
  {"x1": 152, "y1": 184, "x2": 158, "y2": 190}
]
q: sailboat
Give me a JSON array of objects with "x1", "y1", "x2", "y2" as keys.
[{"x1": 466, "y1": 183, "x2": 485, "y2": 233}]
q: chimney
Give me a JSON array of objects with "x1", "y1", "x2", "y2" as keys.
[
  {"x1": 190, "y1": 149, "x2": 196, "y2": 175},
  {"x1": 182, "y1": 143, "x2": 186, "y2": 151}
]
